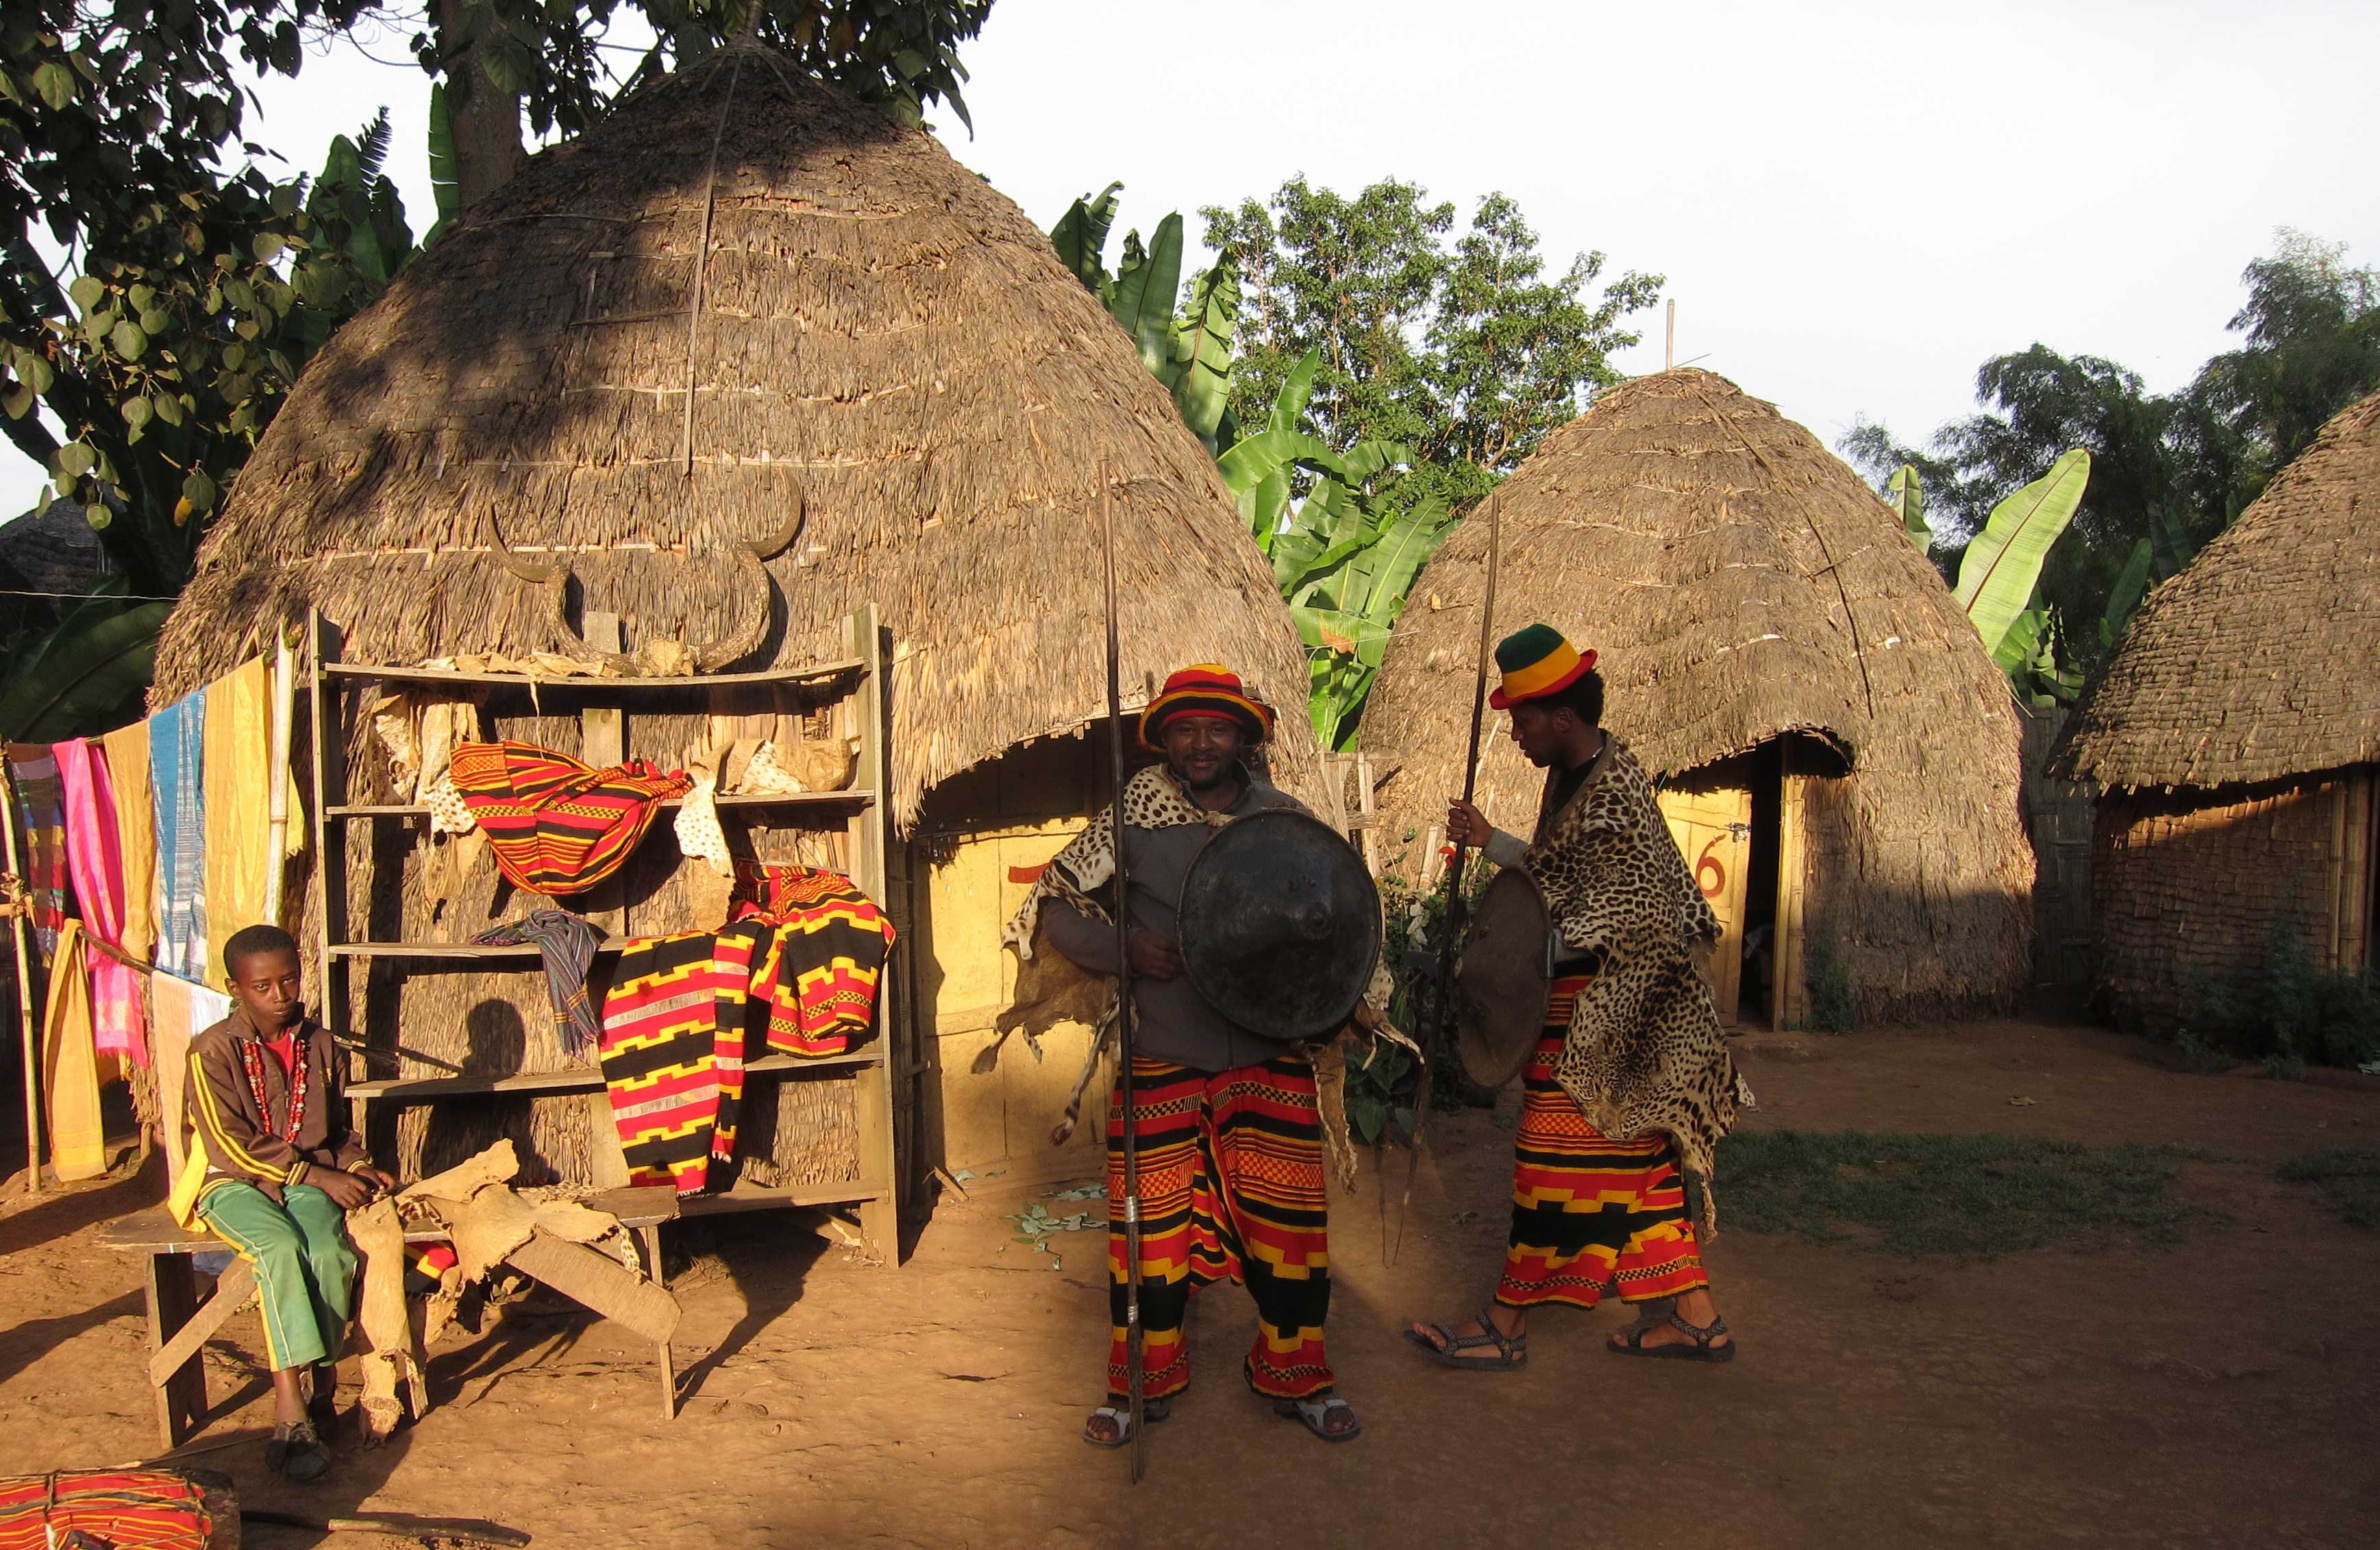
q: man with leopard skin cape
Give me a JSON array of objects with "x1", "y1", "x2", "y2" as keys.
[
  {"x1": 1406, "y1": 625, "x2": 1751, "y2": 1373},
  {"x1": 1004, "y1": 665, "x2": 1363, "y2": 1449}
]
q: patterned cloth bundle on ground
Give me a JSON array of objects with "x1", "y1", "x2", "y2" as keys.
[
  {"x1": 0, "y1": 1468, "x2": 226, "y2": 1550},
  {"x1": 598, "y1": 868, "x2": 895, "y2": 1195},
  {"x1": 1105, "y1": 1055, "x2": 1334, "y2": 1403},
  {"x1": 1497, "y1": 975, "x2": 1709, "y2": 1311},
  {"x1": 449, "y1": 740, "x2": 691, "y2": 897}
]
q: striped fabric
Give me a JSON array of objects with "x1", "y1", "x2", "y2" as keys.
[
  {"x1": 1106, "y1": 1055, "x2": 1334, "y2": 1403},
  {"x1": 598, "y1": 931, "x2": 732, "y2": 1195},
  {"x1": 0, "y1": 1468, "x2": 218, "y2": 1548},
  {"x1": 734, "y1": 863, "x2": 897, "y2": 1056},
  {"x1": 4, "y1": 743, "x2": 67, "y2": 962},
  {"x1": 449, "y1": 740, "x2": 691, "y2": 898},
  {"x1": 1496, "y1": 975, "x2": 1709, "y2": 1309}
]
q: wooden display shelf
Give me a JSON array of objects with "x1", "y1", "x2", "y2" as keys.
[
  {"x1": 677, "y1": 1179, "x2": 891, "y2": 1218},
  {"x1": 320, "y1": 656, "x2": 865, "y2": 690},
  {"x1": 347, "y1": 1050, "x2": 879, "y2": 1103},
  {"x1": 326, "y1": 939, "x2": 628, "y2": 959},
  {"x1": 325, "y1": 789, "x2": 873, "y2": 819}
]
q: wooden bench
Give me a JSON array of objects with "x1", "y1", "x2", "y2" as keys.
[{"x1": 100, "y1": 1187, "x2": 681, "y2": 1450}]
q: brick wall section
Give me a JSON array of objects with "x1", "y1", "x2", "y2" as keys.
[{"x1": 2092, "y1": 767, "x2": 2374, "y2": 1030}]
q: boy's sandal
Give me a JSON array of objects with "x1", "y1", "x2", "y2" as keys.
[
  {"x1": 1608, "y1": 1312, "x2": 1736, "y2": 1363},
  {"x1": 1241, "y1": 1357, "x2": 1361, "y2": 1442},
  {"x1": 1402, "y1": 1307, "x2": 1528, "y2": 1370},
  {"x1": 268, "y1": 1419, "x2": 332, "y2": 1481},
  {"x1": 1080, "y1": 1394, "x2": 1172, "y2": 1448}
]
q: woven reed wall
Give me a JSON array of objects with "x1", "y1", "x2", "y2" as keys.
[{"x1": 2090, "y1": 769, "x2": 2375, "y2": 1031}]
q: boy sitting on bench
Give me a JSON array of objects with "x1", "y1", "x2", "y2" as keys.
[{"x1": 182, "y1": 924, "x2": 396, "y2": 1480}]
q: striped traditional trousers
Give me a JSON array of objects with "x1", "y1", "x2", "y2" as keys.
[
  {"x1": 1497, "y1": 974, "x2": 1710, "y2": 1309},
  {"x1": 1105, "y1": 1055, "x2": 1335, "y2": 1402}
]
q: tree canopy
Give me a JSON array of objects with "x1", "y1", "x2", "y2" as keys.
[{"x1": 1202, "y1": 177, "x2": 1661, "y2": 516}]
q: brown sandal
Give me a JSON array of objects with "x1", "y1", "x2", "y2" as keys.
[
  {"x1": 1609, "y1": 1312, "x2": 1736, "y2": 1363},
  {"x1": 1402, "y1": 1307, "x2": 1528, "y2": 1370}
]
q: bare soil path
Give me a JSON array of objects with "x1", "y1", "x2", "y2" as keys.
[{"x1": 3, "y1": 1020, "x2": 2376, "y2": 1548}]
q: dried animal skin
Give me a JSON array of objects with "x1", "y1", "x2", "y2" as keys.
[{"x1": 345, "y1": 1195, "x2": 429, "y2": 1442}]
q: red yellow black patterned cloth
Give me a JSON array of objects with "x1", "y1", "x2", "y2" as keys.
[
  {"x1": 1496, "y1": 976, "x2": 1709, "y2": 1309},
  {"x1": 1106, "y1": 1054, "x2": 1333, "y2": 1403},
  {"x1": 0, "y1": 1468, "x2": 219, "y2": 1548},
  {"x1": 449, "y1": 740, "x2": 692, "y2": 897},
  {"x1": 597, "y1": 868, "x2": 895, "y2": 1195}
]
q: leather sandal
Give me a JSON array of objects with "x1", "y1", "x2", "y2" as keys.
[
  {"x1": 1081, "y1": 1394, "x2": 1172, "y2": 1448},
  {"x1": 1608, "y1": 1311, "x2": 1736, "y2": 1363},
  {"x1": 1402, "y1": 1307, "x2": 1528, "y2": 1370}
]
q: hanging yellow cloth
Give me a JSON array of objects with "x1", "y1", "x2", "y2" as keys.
[
  {"x1": 100, "y1": 719, "x2": 157, "y2": 963},
  {"x1": 42, "y1": 919, "x2": 108, "y2": 1181},
  {"x1": 201, "y1": 657, "x2": 300, "y2": 979}
]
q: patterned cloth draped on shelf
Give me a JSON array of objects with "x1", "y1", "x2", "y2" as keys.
[
  {"x1": 597, "y1": 865, "x2": 895, "y2": 1195},
  {"x1": 448, "y1": 740, "x2": 692, "y2": 897}
]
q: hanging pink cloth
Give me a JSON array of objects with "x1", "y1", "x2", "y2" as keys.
[{"x1": 55, "y1": 738, "x2": 147, "y2": 1066}]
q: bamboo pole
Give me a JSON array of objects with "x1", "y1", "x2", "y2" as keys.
[
  {"x1": 264, "y1": 633, "x2": 295, "y2": 926},
  {"x1": 2, "y1": 758, "x2": 43, "y2": 1195}
]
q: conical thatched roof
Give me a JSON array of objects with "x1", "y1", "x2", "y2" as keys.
[
  {"x1": 153, "y1": 46, "x2": 1326, "y2": 826},
  {"x1": 1365, "y1": 369, "x2": 2033, "y2": 1013},
  {"x1": 2053, "y1": 389, "x2": 2380, "y2": 791}
]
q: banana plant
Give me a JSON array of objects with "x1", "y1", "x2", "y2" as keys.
[
  {"x1": 1955, "y1": 447, "x2": 2091, "y2": 668},
  {"x1": 0, "y1": 582, "x2": 173, "y2": 741},
  {"x1": 1887, "y1": 463, "x2": 1929, "y2": 553},
  {"x1": 1048, "y1": 186, "x2": 1241, "y2": 454},
  {"x1": 2097, "y1": 538, "x2": 2155, "y2": 656}
]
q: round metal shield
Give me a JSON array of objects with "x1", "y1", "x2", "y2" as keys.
[
  {"x1": 1177, "y1": 809, "x2": 1382, "y2": 1042},
  {"x1": 1457, "y1": 868, "x2": 1554, "y2": 1088}
]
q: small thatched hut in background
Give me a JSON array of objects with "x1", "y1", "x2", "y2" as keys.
[
  {"x1": 153, "y1": 45, "x2": 1326, "y2": 1195},
  {"x1": 2051, "y1": 389, "x2": 2380, "y2": 1030},
  {"x1": 1364, "y1": 369, "x2": 2035, "y2": 1028}
]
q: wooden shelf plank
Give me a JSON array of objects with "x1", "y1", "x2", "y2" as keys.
[
  {"x1": 347, "y1": 1049, "x2": 880, "y2": 1101},
  {"x1": 675, "y1": 1179, "x2": 889, "y2": 1217},
  {"x1": 321, "y1": 657, "x2": 865, "y2": 690},
  {"x1": 326, "y1": 789, "x2": 873, "y2": 820}
]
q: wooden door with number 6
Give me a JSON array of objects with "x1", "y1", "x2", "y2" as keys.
[{"x1": 1657, "y1": 786, "x2": 1752, "y2": 1023}]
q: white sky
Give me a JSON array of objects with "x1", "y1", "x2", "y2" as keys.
[{"x1": 9, "y1": 0, "x2": 2377, "y2": 522}]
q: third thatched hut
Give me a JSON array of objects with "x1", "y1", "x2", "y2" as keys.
[
  {"x1": 1364, "y1": 369, "x2": 2035, "y2": 1028},
  {"x1": 2051, "y1": 388, "x2": 2380, "y2": 1031}
]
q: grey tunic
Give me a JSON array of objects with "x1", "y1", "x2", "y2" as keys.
[{"x1": 1042, "y1": 767, "x2": 1311, "y2": 1074}]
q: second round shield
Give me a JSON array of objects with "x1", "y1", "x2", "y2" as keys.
[
  {"x1": 1456, "y1": 868, "x2": 1554, "y2": 1088},
  {"x1": 1177, "y1": 808, "x2": 1381, "y2": 1042}
]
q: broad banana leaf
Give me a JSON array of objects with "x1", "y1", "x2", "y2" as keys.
[
  {"x1": 423, "y1": 84, "x2": 461, "y2": 252},
  {"x1": 1171, "y1": 258, "x2": 1238, "y2": 454},
  {"x1": 1215, "y1": 427, "x2": 1335, "y2": 497},
  {"x1": 1105, "y1": 214, "x2": 1182, "y2": 376},
  {"x1": 1337, "y1": 495, "x2": 1452, "y2": 620},
  {"x1": 1887, "y1": 463, "x2": 1928, "y2": 552},
  {"x1": 0, "y1": 599, "x2": 171, "y2": 741},
  {"x1": 1048, "y1": 182, "x2": 1121, "y2": 292},
  {"x1": 1992, "y1": 605, "x2": 2046, "y2": 676},
  {"x1": 1268, "y1": 347, "x2": 1322, "y2": 436},
  {"x1": 2098, "y1": 539, "x2": 2155, "y2": 655},
  {"x1": 1954, "y1": 447, "x2": 2090, "y2": 658},
  {"x1": 2149, "y1": 502, "x2": 2197, "y2": 581}
]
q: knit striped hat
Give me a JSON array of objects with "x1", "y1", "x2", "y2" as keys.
[
  {"x1": 1139, "y1": 664, "x2": 1274, "y2": 750},
  {"x1": 1489, "y1": 624, "x2": 1598, "y2": 710}
]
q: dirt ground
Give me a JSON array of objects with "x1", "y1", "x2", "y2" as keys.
[{"x1": 4, "y1": 1019, "x2": 2378, "y2": 1549}]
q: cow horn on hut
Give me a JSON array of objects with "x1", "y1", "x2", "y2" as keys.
[
  {"x1": 1363, "y1": 368, "x2": 2036, "y2": 1031},
  {"x1": 147, "y1": 40, "x2": 1335, "y2": 1195}
]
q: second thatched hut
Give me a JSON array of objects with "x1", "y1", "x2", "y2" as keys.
[
  {"x1": 1364, "y1": 369, "x2": 2035, "y2": 1028},
  {"x1": 2050, "y1": 388, "x2": 2380, "y2": 1032}
]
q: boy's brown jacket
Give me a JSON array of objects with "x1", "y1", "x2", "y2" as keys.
[{"x1": 186, "y1": 1008, "x2": 369, "y2": 1207}]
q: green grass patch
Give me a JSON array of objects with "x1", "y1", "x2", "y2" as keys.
[
  {"x1": 2277, "y1": 1151, "x2": 2380, "y2": 1229},
  {"x1": 1715, "y1": 1130, "x2": 2205, "y2": 1257}
]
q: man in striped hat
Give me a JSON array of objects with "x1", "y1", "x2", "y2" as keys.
[
  {"x1": 1014, "y1": 665, "x2": 1363, "y2": 1447},
  {"x1": 1406, "y1": 624, "x2": 1746, "y2": 1370}
]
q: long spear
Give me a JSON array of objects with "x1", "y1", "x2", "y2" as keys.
[
  {"x1": 1100, "y1": 472, "x2": 1148, "y2": 1484},
  {"x1": 1393, "y1": 489, "x2": 1500, "y2": 1264}
]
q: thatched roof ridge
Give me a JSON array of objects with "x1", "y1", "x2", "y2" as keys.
[
  {"x1": 2052, "y1": 388, "x2": 2380, "y2": 791},
  {"x1": 153, "y1": 46, "x2": 1327, "y2": 826},
  {"x1": 1363, "y1": 369, "x2": 2033, "y2": 1013}
]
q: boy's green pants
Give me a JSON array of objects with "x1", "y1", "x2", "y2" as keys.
[{"x1": 197, "y1": 1181, "x2": 356, "y2": 1370}]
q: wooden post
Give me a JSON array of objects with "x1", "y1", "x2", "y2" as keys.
[
  {"x1": 1354, "y1": 751, "x2": 1378, "y2": 876},
  {"x1": 2, "y1": 759, "x2": 41, "y2": 1196},
  {"x1": 145, "y1": 1251, "x2": 208, "y2": 1449},
  {"x1": 845, "y1": 607, "x2": 898, "y2": 1261},
  {"x1": 1665, "y1": 299, "x2": 1676, "y2": 370},
  {"x1": 579, "y1": 613, "x2": 628, "y2": 942},
  {"x1": 265, "y1": 632, "x2": 295, "y2": 926}
]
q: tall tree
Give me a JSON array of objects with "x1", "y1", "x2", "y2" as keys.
[
  {"x1": 1840, "y1": 232, "x2": 2380, "y2": 674},
  {"x1": 1203, "y1": 177, "x2": 1660, "y2": 515}
]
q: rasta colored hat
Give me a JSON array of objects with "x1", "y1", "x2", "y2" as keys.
[
  {"x1": 1139, "y1": 664, "x2": 1274, "y2": 750},
  {"x1": 1488, "y1": 624, "x2": 1598, "y2": 709}
]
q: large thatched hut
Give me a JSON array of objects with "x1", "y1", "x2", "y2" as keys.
[
  {"x1": 152, "y1": 45, "x2": 1327, "y2": 1205},
  {"x1": 2050, "y1": 389, "x2": 2380, "y2": 1030},
  {"x1": 1364, "y1": 369, "x2": 2034, "y2": 1028}
]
